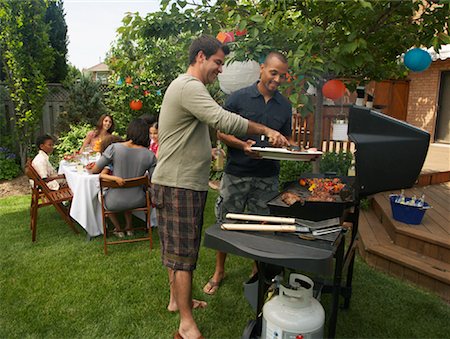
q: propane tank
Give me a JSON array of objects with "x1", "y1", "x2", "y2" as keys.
[{"x1": 262, "y1": 273, "x2": 325, "y2": 339}]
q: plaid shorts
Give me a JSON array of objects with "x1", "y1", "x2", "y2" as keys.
[{"x1": 152, "y1": 184, "x2": 207, "y2": 271}]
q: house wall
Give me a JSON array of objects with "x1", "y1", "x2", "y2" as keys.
[{"x1": 406, "y1": 58, "x2": 450, "y2": 140}]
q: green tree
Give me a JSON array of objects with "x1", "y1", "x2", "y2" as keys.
[
  {"x1": 45, "y1": 0, "x2": 68, "y2": 83},
  {"x1": 62, "y1": 63, "x2": 82, "y2": 87},
  {"x1": 105, "y1": 13, "x2": 191, "y2": 126},
  {"x1": 0, "y1": 0, "x2": 54, "y2": 167},
  {"x1": 108, "y1": 0, "x2": 449, "y2": 165},
  {"x1": 57, "y1": 75, "x2": 107, "y2": 133},
  {"x1": 154, "y1": 0, "x2": 449, "y2": 147}
]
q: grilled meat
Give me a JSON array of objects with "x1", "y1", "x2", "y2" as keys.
[{"x1": 281, "y1": 192, "x2": 304, "y2": 206}]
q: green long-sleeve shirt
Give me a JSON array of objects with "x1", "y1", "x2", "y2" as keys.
[{"x1": 152, "y1": 74, "x2": 249, "y2": 191}]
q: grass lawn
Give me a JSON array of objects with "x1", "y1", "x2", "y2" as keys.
[{"x1": 1, "y1": 191, "x2": 449, "y2": 338}]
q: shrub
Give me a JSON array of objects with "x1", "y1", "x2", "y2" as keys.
[
  {"x1": 0, "y1": 147, "x2": 22, "y2": 180},
  {"x1": 319, "y1": 151, "x2": 353, "y2": 176},
  {"x1": 57, "y1": 75, "x2": 107, "y2": 133},
  {"x1": 54, "y1": 123, "x2": 93, "y2": 158},
  {"x1": 279, "y1": 160, "x2": 313, "y2": 188}
]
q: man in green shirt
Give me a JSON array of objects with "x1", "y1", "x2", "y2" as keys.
[{"x1": 152, "y1": 35, "x2": 289, "y2": 339}]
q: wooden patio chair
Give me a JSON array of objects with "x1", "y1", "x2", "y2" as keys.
[
  {"x1": 25, "y1": 159, "x2": 79, "y2": 242},
  {"x1": 99, "y1": 175, "x2": 153, "y2": 255}
]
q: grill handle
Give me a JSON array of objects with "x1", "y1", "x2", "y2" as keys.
[
  {"x1": 221, "y1": 223, "x2": 299, "y2": 232},
  {"x1": 225, "y1": 213, "x2": 295, "y2": 224}
]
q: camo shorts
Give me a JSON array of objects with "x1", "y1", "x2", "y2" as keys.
[{"x1": 215, "y1": 173, "x2": 279, "y2": 222}]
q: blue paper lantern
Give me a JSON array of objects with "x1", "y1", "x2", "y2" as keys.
[{"x1": 404, "y1": 48, "x2": 432, "y2": 72}]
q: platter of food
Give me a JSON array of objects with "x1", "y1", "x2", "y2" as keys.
[{"x1": 250, "y1": 147, "x2": 322, "y2": 161}]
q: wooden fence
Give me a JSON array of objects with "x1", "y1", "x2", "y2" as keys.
[{"x1": 0, "y1": 83, "x2": 68, "y2": 141}]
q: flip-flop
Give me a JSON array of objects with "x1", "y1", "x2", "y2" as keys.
[
  {"x1": 192, "y1": 299, "x2": 207, "y2": 309},
  {"x1": 202, "y1": 279, "x2": 222, "y2": 295}
]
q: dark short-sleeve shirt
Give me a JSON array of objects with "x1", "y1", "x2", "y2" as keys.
[{"x1": 224, "y1": 82, "x2": 292, "y2": 177}]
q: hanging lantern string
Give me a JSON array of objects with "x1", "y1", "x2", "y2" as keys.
[{"x1": 116, "y1": 75, "x2": 168, "y2": 96}]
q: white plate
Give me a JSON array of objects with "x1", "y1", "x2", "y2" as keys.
[{"x1": 251, "y1": 147, "x2": 322, "y2": 161}]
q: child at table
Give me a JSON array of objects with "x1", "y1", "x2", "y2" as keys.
[
  {"x1": 31, "y1": 134, "x2": 66, "y2": 190},
  {"x1": 149, "y1": 122, "x2": 159, "y2": 157}
]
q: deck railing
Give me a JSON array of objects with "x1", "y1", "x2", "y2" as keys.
[{"x1": 291, "y1": 108, "x2": 355, "y2": 153}]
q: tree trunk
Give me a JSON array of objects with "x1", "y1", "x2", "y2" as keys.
[
  {"x1": 19, "y1": 143, "x2": 26, "y2": 170},
  {"x1": 312, "y1": 80, "x2": 324, "y2": 174}
]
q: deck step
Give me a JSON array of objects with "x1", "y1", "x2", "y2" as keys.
[
  {"x1": 370, "y1": 185, "x2": 450, "y2": 263},
  {"x1": 358, "y1": 208, "x2": 450, "y2": 302}
]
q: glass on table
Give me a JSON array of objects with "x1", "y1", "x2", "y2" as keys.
[{"x1": 76, "y1": 163, "x2": 84, "y2": 173}]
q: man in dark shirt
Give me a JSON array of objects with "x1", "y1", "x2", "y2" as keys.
[{"x1": 203, "y1": 51, "x2": 292, "y2": 295}]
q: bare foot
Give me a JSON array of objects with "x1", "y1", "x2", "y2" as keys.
[
  {"x1": 168, "y1": 299, "x2": 208, "y2": 312},
  {"x1": 167, "y1": 301, "x2": 178, "y2": 312},
  {"x1": 175, "y1": 327, "x2": 203, "y2": 339}
]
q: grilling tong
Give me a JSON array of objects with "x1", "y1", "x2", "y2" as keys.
[{"x1": 221, "y1": 213, "x2": 342, "y2": 236}]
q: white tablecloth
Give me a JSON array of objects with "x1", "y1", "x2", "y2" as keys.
[{"x1": 59, "y1": 161, "x2": 103, "y2": 237}]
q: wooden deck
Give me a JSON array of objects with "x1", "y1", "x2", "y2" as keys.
[
  {"x1": 418, "y1": 143, "x2": 450, "y2": 185},
  {"x1": 358, "y1": 183, "x2": 450, "y2": 302},
  {"x1": 357, "y1": 143, "x2": 450, "y2": 302}
]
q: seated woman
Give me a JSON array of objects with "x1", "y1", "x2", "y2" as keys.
[
  {"x1": 32, "y1": 134, "x2": 66, "y2": 190},
  {"x1": 80, "y1": 114, "x2": 115, "y2": 153},
  {"x1": 88, "y1": 118, "x2": 157, "y2": 237}
]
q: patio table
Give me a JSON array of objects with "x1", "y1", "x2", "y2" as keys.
[
  {"x1": 58, "y1": 160, "x2": 103, "y2": 237},
  {"x1": 58, "y1": 160, "x2": 149, "y2": 238}
]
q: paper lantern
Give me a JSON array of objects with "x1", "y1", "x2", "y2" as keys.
[
  {"x1": 129, "y1": 99, "x2": 143, "y2": 111},
  {"x1": 404, "y1": 48, "x2": 432, "y2": 72},
  {"x1": 218, "y1": 60, "x2": 260, "y2": 94},
  {"x1": 322, "y1": 79, "x2": 346, "y2": 100},
  {"x1": 125, "y1": 76, "x2": 132, "y2": 84},
  {"x1": 216, "y1": 31, "x2": 235, "y2": 44}
]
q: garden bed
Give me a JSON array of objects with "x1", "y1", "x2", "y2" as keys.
[{"x1": 0, "y1": 175, "x2": 30, "y2": 197}]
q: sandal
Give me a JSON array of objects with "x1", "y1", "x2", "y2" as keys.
[
  {"x1": 202, "y1": 278, "x2": 222, "y2": 295},
  {"x1": 112, "y1": 230, "x2": 125, "y2": 238}
]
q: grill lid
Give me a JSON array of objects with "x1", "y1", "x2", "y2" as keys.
[{"x1": 348, "y1": 106, "x2": 430, "y2": 197}]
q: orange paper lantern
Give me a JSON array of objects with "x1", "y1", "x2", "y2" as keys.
[
  {"x1": 216, "y1": 31, "x2": 235, "y2": 43},
  {"x1": 322, "y1": 79, "x2": 346, "y2": 100},
  {"x1": 129, "y1": 99, "x2": 143, "y2": 111},
  {"x1": 125, "y1": 76, "x2": 132, "y2": 84}
]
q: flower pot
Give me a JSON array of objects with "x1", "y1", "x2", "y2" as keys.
[{"x1": 332, "y1": 119, "x2": 348, "y2": 141}]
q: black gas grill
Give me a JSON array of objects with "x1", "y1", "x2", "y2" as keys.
[{"x1": 204, "y1": 105, "x2": 430, "y2": 339}]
